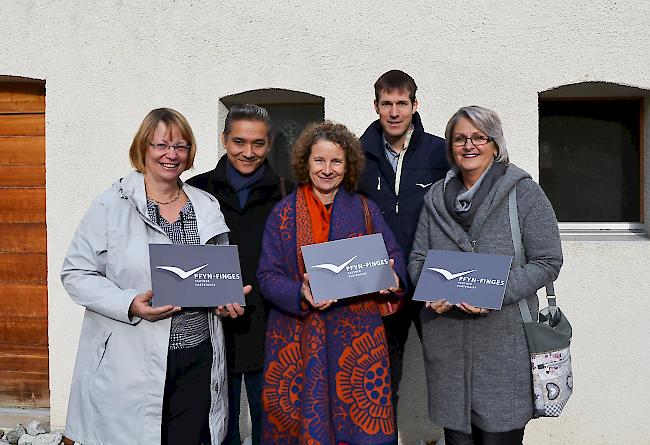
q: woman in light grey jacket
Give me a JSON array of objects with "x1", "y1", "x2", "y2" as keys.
[
  {"x1": 408, "y1": 106, "x2": 562, "y2": 445},
  {"x1": 61, "y1": 108, "x2": 244, "y2": 445}
]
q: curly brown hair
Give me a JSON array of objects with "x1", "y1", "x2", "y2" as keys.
[{"x1": 291, "y1": 120, "x2": 365, "y2": 191}]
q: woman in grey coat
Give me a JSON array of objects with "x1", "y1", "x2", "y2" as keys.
[{"x1": 408, "y1": 106, "x2": 562, "y2": 445}]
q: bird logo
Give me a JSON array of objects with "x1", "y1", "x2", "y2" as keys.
[
  {"x1": 311, "y1": 256, "x2": 358, "y2": 274},
  {"x1": 428, "y1": 267, "x2": 476, "y2": 280},
  {"x1": 156, "y1": 264, "x2": 209, "y2": 280}
]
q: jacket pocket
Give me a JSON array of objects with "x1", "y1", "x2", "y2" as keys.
[{"x1": 91, "y1": 328, "x2": 112, "y2": 374}]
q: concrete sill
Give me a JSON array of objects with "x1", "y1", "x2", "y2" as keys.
[
  {"x1": 0, "y1": 406, "x2": 50, "y2": 430},
  {"x1": 559, "y1": 222, "x2": 648, "y2": 241}
]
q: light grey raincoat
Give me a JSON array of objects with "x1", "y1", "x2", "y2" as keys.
[{"x1": 61, "y1": 171, "x2": 230, "y2": 445}]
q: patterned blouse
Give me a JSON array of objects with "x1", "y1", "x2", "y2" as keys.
[{"x1": 147, "y1": 199, "x2": 209, "y2": 350}]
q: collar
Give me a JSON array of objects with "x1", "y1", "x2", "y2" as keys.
[
  {"x1": 114, "y1": 170, "x2": 229, "y2": 240},
  {"x1": 225, "y1": 160, "x2": 267, "y2": 192},
  {"x1": 429, "y1": 163, "x2": 530, "y2": 245},
  {"x1": 363, "y1": 112, "x2": 425, "y2": 157},
  {"x1": 382, "y1": 124, "x2": 414, "y2": 155},
  {"x1": 212, "y1": 156, "x2": 279, "y2": 190}
]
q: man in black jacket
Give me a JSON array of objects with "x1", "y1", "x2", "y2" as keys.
[
  {"x1": 359, "y1": 70, "x2": 448, "y2": 414},
  {"x1": 188, "y1": 104, "x2": 292, "y2": 445}
]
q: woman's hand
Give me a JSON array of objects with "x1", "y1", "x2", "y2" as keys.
[
  {"x1": 379, "y1": 259, "x2": 401, "y2": 295},
  {"x1": 457, "y1": 302, "x2": 490, "y2": 316},
  {"x1": 215, "y1": 285, "x2": 251, "y2": 318},
  {"x1": 301, "y1": 273, "x2": 337, "y2": 310},
  {"x1": 425, "y1": 299, "x2": 453, "y2": 314},
  {"x1": 128, "y1": 290, "x2": 180, "y2": 321}
]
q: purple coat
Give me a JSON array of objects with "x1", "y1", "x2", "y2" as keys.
[{"x1": 257, "y1": 188, "x2": 407, "y2": 445}]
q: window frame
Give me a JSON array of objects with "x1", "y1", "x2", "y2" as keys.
[{"x1": 538, "y1": 94, "x2": 646, "y2": 238}]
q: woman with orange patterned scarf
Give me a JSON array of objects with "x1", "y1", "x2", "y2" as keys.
[{"x1": 257, "y1": 121, "x2": 407, "y2": 445}]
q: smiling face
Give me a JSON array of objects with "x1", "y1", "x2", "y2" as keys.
[
  {"x1": 374, "y1": 88, "x2": 418, "y2": 146},
  {"x1": 222, "y1": 119, "x2": 271, "y2": 175},
  {"x1": 144, "y1": 121, "x2": 188, "y2": 186},
  {"x1": 451, "y1": 116, "x2": 498, "y2": 187},
  {"x1": 308, "y1": 139, "x2": 346, "y2": 203}
]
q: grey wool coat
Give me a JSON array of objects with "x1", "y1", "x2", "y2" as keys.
[{"x1": 408, "y1": 164, "x2": 562, "y2": 434}]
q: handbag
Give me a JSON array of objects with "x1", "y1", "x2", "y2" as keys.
[
  {"x1": 508, "y1": 186, "x2": 573, "y2": 417},
  {"x1": 360, "y1": 195, "x2": 400, "y2": 316}
]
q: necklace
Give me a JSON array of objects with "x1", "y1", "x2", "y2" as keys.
[{"x1": 147, "y1": 188, "x2": 181, "y2": 205}]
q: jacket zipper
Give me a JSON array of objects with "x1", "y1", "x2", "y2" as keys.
[
  {"x1": 124, "y1": 189, "x2": 224, "y2": 441},
  {"x1": 392, "y1": 128, "x2": 414, "y2": 215},
  {"x1": 127, "y1": 199, "x2": 169, "y2": 238}
]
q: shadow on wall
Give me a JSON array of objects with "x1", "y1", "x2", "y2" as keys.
[{"x1": 396, "y1": 325, "x2": 443, "y2": 445}]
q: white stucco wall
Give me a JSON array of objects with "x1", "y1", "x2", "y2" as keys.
[{"x1": 2, "y1": 1, "x2": 650, "y2": 443}]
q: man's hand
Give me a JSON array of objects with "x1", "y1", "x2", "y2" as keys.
[{"x1": 215, "y1": 285, "x2": 251, "y2": 318}]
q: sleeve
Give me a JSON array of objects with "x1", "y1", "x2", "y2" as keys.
[
  {"x1": 60, "y1": 198, "x2": 141, "y2": 325},
  {"x1": 256, "y1": 202, "x2": 304, "y2": 316},
  {"x1": 368, "y1": 200, "x2": 407, "y2": 296},
  {"x1": 408, "y1": 202, "x2": 431, "y2": 285},
  {"x1": 503, "y1": 181, "x2": 563, "y2": 306}
]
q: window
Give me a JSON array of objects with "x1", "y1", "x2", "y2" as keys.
[
  {"x1": 539, "y1": 82, "x2": 649, "y2": 236},
  {"x1": 220, "y1": 89, "x2": 325, "y2": 180}
]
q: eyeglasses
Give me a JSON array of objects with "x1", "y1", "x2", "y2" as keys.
[
  {"x1": 451, "y1": 134, "x2": 494, "y2": 147},
  {"x1": 149, "y1": 143, "x2": 191, "y2": 153}
]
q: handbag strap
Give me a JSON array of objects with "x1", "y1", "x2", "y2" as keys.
[
  {"x1": 360, "y1": 194, "x2": 399, "y2": 316},
  {"x1": 360, "y1": 195, "x2": 374, "y2": 234},
  {"x1": 508, "y1": 186, "x2": 534, "y2": 323},
  {"x1": 508, "y1": 186, "x2": 558, "y2": 322}
]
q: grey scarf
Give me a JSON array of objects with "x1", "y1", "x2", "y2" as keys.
[{"x1": 443, "y1": 162, "x2": 507, "y2": 231}]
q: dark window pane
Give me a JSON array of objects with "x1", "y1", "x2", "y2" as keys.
[
  {"x1": 539, "y1": 100, "x2": 641, "y2": 222},
  {"x1": 265, "y1": 104, "x2": 324, "y2": 181},
  {"x1": 221, "y1": 89, "x2": 325, "y2": 182}
]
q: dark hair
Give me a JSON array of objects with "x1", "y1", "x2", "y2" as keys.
[
  {"x1": 129, "y1": 108, "x2": 196, "y2": 173},
  {"x1": 374, "y1": 70, "x2": 417, "y2": 103},
  {"x1": 223, "y1": 104, "x2": 273, "y2": 141},
  {"x1": 291, "y1": 120, "x2": 365, "y2": 192}
]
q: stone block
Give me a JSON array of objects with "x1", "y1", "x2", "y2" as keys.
[
  {"x1": 25, "y1": 422, "x2": 46, "y2": 437},
  {"x1": 4, "y1": 425, "x2": 26, "y2": 445}
]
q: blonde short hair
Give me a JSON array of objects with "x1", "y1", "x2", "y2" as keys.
[{"x1": 129, "y1": 108, "x2": 197, "y2": 173}]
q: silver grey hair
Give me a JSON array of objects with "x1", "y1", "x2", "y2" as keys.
[
  {"x1": 444, "y1": 105, "x2": 509, "y2": 166},
  {"x1": 223, "y1": 104, "x2": 273, "y2": 141}
]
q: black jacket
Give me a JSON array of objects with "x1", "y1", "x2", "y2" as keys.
[
  {"x1": 187, "y1": 157, "x2": 293, "y2": 373},
  {"x1": 359, "y1": 112, "x2": 448, "y2": 259}
]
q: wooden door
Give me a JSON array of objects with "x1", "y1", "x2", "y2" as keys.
[{"x1": 0, "y1": 80, "x2": 48, "y2": 407}]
